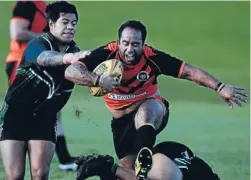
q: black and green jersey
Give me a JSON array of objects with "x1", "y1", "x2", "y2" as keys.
[{"x1": 3, "y1": 32, "x2": 80, "y2": 115}]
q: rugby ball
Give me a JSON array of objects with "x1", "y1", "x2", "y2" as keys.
[{"x1": 89, "y1": 59, "x2": 123, "y2": 97}]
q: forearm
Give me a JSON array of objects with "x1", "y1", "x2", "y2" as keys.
[
  {"x1": 65, "y1": 62, "x2": 99, "y2": 86},
  {"x1": 37, "y1": 51, "x2": 65, "y2": 67},
  {"x1": 13, "y1": 30, "x2": 39, "y2": 42},
  {"x1": 181, "y1": 64, "x2": 221, "y2": 91}
]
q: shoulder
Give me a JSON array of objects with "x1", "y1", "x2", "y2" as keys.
[
  {"x1": 88, "y1": 41, "x2": 117, "y2": 56},
  {"x1": 104, "y1": 41, "x2": 118, "y2": 52},
  {"x1": 143, "y1": 44, "x2": 158, "y2": 57},
  {"x1": 143, "y1": 44, "x2": 171, "y2": 57},
  {"x1": 143, "y1": 44, "x2": 177, "y2": 61},
  {"x1": 14, "y1": 1, "x2": 36, "y2": 8},
  {"x1": 26, "y1": 34, "x2": 52, "y2": 50},
  {"x1": 13, "y1": 1, "x2": 36, "y2": 13}
]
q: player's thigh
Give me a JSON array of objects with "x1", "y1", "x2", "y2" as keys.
[
  {"x1": 28, "y1": 140, "x2": 55, "y2": 178},
  {"x1": 134, "y1": 98, "x2": 165, "y2": 130},
  {"x1": 0, "y1": 102, "x2": 29, "y2": 141},
  {"x1": 0, "y1": 103, "x2": 29, "y2": 177},
  {"x1": 148, "y1": 153, "x2": 182, "y2": 180},
  {"x1": 0, "y1": 104, "x2": 29, "y2": 178},
  {"x1": 29, "y1": 113, "x2": 57, "y2": 142},
  {"x1": 111, "y1": 114, "x2": 137, "y2": 168},
  {"x1": 27, "y1": 114, "x2": 57, "y2": 178},
  {"x1": 0, "y1": 140, "x2": 27, "y2": 179}
]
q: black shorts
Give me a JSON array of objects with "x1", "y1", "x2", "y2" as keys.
[
  {"x1": 0, "y1": 102, "x2": 57, "y2": 143},
  {"x1": 153, "y1": 141, "x2": 220, "y2": 180},
  {"x1": 111, "y1": 98, "x2": 169, "y2": 159}
]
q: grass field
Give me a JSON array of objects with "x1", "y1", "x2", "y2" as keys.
[{"x1": 0, "y1": 1, "x2": 250, "y2": 180}]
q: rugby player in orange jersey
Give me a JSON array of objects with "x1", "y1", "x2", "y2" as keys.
[{"x1": 65, "y1": 20, "x2": 248, "y2": 179}]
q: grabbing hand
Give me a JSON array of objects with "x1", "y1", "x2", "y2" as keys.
[
  {"x1": 98, "y1": 73, "x2": 121, "y2": 92},
  {"x1": 63, "y1": 51, "x2": 91, "y2": 64}
]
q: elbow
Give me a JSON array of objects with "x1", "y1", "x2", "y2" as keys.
[
  {"x1": 64, "y1": 63, "x2": 88, "y2": 85},
  {"x1": 11, "y1": 30, "x2": 26, "y2": 41},
  {"x1": 16, "y1": 31, "x2": 25, "y2": 41},
  {"x1": 36, "y1": 53, "x2": 44, "y2": 67},
  {"x1": 182, "y1": 63, "x2": 206, "y2": 84},
  {"x1": 64, "y1": 65, "x2": 77, "y2": 83},
  {"x1": 10, "y1": 19, "x2": 33, "y2": 42}
]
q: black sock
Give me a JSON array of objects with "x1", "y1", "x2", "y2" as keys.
[
  {"x1": 134, "y1": 124, "x2": 157, "y2": 153},
  {"x1": 56, "y1": 136, "x2": 72, "y2": 164}
]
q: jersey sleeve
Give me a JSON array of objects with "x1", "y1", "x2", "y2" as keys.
[
  {"x1": 79, "y1": 45, "x2": 113, "y2": 72},
  {"x1": 149, "y1": 48, "x2": 185, "y2": 78},
  {"x1": 12, "y1": 1, "x2": 37, "y2": 23},
  {"x1": 23, "y1": 38, "x2": 50, "y2": 64}
]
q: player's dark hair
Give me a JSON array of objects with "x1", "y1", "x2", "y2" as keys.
[
  {"x1": 118, "y1": 20, "x2": 147, "y2": 43},
  {"x1": 43, "y1": 1, "x2": 78, "y2": 32}
]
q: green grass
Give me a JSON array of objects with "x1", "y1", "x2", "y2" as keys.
[{"x1": 0, "y1": 1, "x2": 249, "y2": 180}]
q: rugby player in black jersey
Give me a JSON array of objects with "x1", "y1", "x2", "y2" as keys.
[
  {"x1": 0, "y1": 1, "x2": 93, "y2": 179},
  {"x1": 75, "y1": 141, "x2": 221, "y2": 180}
]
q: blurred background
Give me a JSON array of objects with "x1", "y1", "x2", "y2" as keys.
[{"x1": 0, "y1": 1, "x2": 249, "y2": 179}]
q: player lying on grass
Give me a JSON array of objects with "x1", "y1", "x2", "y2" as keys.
[
  {"x1": 65, "y1": 20, "x2": 248, "y2": 179},
  {"x1": 75, "y1": 141, "x2": 220, "y2": 180}
]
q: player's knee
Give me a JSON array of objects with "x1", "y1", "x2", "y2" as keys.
[
  {"x1": 149, "y1": 153, "x2": 182, "y2": 180},
  {"x1": 31, "y1": 166, "x2": 50, "y2": 180},
  {"x1": 5, "y1": 169, "x2": 25, "y2": 180},
  {"x1": 31, "y1": 169, "x2": 49, "y2": 180},
  {"x1": 135, "y1": 99, "x2": 164, "y2": 130}
]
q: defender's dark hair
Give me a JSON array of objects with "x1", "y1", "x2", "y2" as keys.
[
  {"x1": 118, "y1": 20, "x2": 147, "y2": 43},
  {"x1": 43, "y1": 1, "x2": 78, "y2": 32}
]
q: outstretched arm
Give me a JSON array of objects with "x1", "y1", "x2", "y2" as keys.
[
  {"x1": 147, "y1": 47, "x2": 248, "y2": 108},
  {"x1": 37, "y1": 50, "x2": 91, "y2": 67},
  {"x1": 37, "y1": 51, "x2": 65, "y2": 66},
  {"x1": 180, "y1": 63, "x2": 220, "y2": 90},
  {"x1": 181, "y1": 63, "x2": 248, "y2": 108}
]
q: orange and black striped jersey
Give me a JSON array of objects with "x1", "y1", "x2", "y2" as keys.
[
  {"x1": 80, "y1": 41, "x2": 185, "y2": 109},
  {"x1": 6, "y1": 1, "x2": 46, "y2": 63}
]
